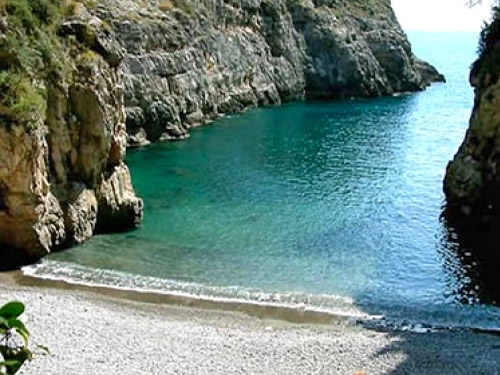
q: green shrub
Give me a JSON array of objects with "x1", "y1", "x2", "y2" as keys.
[
  {"x1": 478, "y1": 1, "x2": 500, "y2": 56},
  {"x1": 471, "y1": 1, "x2": 500, "y2": 81},
  {"x1": 0, "y1": 0, "x2": 66, "y2": 128},
  {"x1": 2, "y1": 0, "x2": 36, "y2": 32},
  {"x1": 478, "y1": 2, "x2": 500, "y2": 57},
  {"x1": 0, "y1": 301, "x2": 33, "y2": 375},
  {"x1": 172, "y1": 0, "x2": 193, "y2": 15},
  {"x1": 84, "y1": 0, "x2": 97, "y2": 10},
  {"x1": 0, "y1": 72, "x2": 46, "y2": 126},
  {"x1": 1, "y1": 0, "x2": 61, "y2": 32},
  {"x1": 29, "y1": 0, "x2": 60, "y2": 25}
]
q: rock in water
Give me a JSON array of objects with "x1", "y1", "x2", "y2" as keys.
[{"x1": 88, "y1": 0, "x2": 444, "y2": 144}]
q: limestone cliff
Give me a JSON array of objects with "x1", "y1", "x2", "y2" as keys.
[
  {"x1": 0, "y1": 2, "x2": 143, "y2": 265},
  {"x1": 87, "y1": 0, "x2": 444, "y2": 145},
  {"x1": 0, "y1": 0, "x2": 442, "y2": 265},
  {"x1": 444, "y1": 7, "x2": 500, "y2": 223}
]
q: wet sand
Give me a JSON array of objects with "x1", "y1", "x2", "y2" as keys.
[{"x1": 1, "y1": 271, "x2": 499, "y2": 375}]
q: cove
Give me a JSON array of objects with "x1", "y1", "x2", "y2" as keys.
[{"x1": 27, "y1": 32, "x2": 500, "y2": 331}]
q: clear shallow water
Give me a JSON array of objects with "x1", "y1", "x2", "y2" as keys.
[{"x1": 27, "y1": 32, "x2": 500, "y2": 331}]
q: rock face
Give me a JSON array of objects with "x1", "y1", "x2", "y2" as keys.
[
  {"x1": 89, "y1": 0, "x2": 444, "y2": 144},
  {"x1": 1, "y1": 0, "x2": 442, "y2": 264},
  {"x1": 0, "y1": 14, "x2": 143, "y2": 263},
  {"x1": 444, "y1": 24, "x2": 500, "y2": 222}
]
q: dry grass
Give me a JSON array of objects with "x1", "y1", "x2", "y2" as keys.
[{"x1": 158, "y1": 0, "x2": 173, "y2": 11}]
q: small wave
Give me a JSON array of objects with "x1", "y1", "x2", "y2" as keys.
[
  {"x1": 22, "y1": 260, "x2": 371, "y2": 320},
  {"x1": 22, "y1": 260, "x2": 500, "y2": 334}
]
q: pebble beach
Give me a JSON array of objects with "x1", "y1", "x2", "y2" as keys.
[{"x1": 1, "y1": 272, "x2": 499, "y2": 375}]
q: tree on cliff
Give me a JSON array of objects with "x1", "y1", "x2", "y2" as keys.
[{"x1": 477, "y1": 0, "x2": 500, "y2": 56}]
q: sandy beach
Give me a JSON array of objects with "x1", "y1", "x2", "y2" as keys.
[{"x1": 0, "y1": 272, "x2": 498, "y2": 375}]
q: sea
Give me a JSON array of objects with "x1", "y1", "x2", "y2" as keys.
[{"x1": 24, "y1": 32, "x2": 500, "y2": 332}]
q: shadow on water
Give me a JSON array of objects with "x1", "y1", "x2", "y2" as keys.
[
  {"x1": 439, "y1": 207, "x2": 500, "y2": 306},
  {"x1": 361, "y1": 207, "x2": 500, "y2": 375},
  {"x1": 367, "y1": 31, "x2": 500, "y2": 374}
]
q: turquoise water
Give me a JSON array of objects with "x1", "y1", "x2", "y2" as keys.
[{"x1": 28, "y1": 32, "x2": 500, "y2": 330}]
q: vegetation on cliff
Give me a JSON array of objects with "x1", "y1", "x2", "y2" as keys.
[
  {"x1": 478, "y1": 1, "x2": 500, "y2": 55},
  {"x1": 474, "y1": 0, "x2": 500, "y2": 80},
  {"x1": 0, "y1": 0, "x2": 438, "y2": 261},
  {"x1": 0, "y1": 0, "x2": 143, "y2": 261},
  {"x1": 0, "y1": 0, "x2": 112, "y2": 128},
  {"x1": 0, "y1": 0, "x2": 66, "y2": 128}
]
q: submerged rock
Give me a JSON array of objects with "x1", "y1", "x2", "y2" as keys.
[{"x1": 88, "y1": 0, "x2": 444, "y2": 145}]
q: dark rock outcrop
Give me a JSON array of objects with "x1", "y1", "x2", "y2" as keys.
[
  {"x1": 88, "y1": 0, "x2": 444, "y2": 144},
  {"x1": 444, "y1": 21, "x2": 500, "y2": 222}
]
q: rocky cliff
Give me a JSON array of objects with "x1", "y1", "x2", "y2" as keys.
[
  {"x1": 87, "y1": 0, "x2": 444, "y2": 145},
  {"x1": 0, "y1": 1, "x2": 143, "y2": 266},
  {"x1": 0, "y1": 0, "x2": 442, "y2": 265},
  {"x1": 444, "y1": 7, "x2": 500, "y2": 225}
]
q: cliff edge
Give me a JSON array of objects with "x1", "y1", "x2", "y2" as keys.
[
  {"x1": 444, "y1": 5, "x2": 500, "y2": 225},
  {"x1": 0, "y1": 0, "x2": 143, "y2": 265},
  {"x1": 87, "y1": 0, "x2": 445, "y2": 145},
  {"x1": 0, "y1": 0, "x2": 443, "y2": 264}
]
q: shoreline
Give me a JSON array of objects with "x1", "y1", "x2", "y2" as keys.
[
  {"x1": 14, "y1": 263, "x2": 500, "y2": 336},
  {"x1": 1, "y1": 271, "x2": 500, "y2": 374},
  {"x1": 6, "y1": 270, "x2": 358, "y2": 326}
]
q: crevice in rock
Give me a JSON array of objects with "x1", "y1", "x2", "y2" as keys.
[{"x1": 0, "y1": 182, "x2": 8, "y2": 213}]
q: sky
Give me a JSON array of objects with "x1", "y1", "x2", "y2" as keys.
[{"x1": 391, "y1": 0, "x2": 495, "y2": 31}]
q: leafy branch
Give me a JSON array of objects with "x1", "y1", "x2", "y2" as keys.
[{"x1": 0, "y1": 301, "x2": 43, "y2": 375}]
